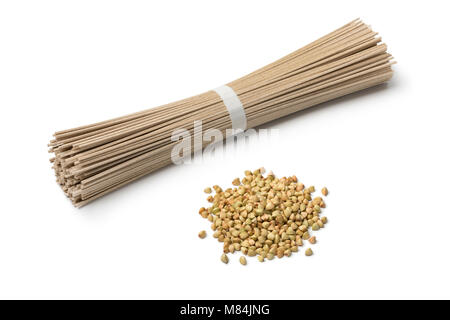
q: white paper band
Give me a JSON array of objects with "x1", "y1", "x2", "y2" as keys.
[{"x1": 213, "y1": 85, "x2": 247, "y2": 131}]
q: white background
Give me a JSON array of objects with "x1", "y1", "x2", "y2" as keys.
[{"x1": 0, "y1": 0, "x2": 449, "y2": 299}]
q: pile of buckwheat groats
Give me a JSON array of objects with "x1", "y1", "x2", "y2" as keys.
[{"x1": 198, "y1": 168, "x2": 329, "y2": 265}]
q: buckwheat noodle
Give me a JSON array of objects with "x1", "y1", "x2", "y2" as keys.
[{"x1": 49, "y1": 19, "x2": 395, "y2": 207}]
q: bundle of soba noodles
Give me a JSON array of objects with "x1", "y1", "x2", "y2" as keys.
[{"x1": 49, "y1": 19, "x2": 394, "y2": 207}]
